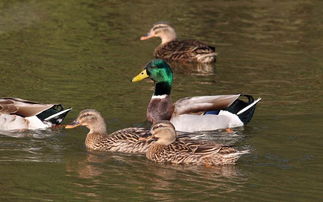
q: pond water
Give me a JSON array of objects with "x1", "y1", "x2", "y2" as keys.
[{"x1": 0, "y1": 0, "x2": 322, "y2": 201}]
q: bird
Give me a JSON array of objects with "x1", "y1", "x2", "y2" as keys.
[
  {"x1": 140, "y1": 23, "x2": 217, "y2": 63},
  {"x1": 65, "y1": 109, "x2": 154, "y2": 153},
  {"x1": 0, "y1": 97, "x2": 71, "y2": 131},
  {"x1": 131, "y1": 59, "x2": 261, "y2": 132},
  {"x1": 144, "y1": 121, "x2": 248, "y2": 166}
]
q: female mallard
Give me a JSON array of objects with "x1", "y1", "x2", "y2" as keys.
[
  {"x1": 65, "y1": 109, "x2": 153, "y2": 153},
  {"x1": 140, "y1": 23, "x2": 216, "y2": 63},
  {"x1": 0, "y1": 97, "x2": 71, "y2": 131},
  {"x1": 132, "y1": 59, "x2": 261, "y2": 132},
  {"x1": 145, "y1": 121, "x2": 248, "y2": 166}
]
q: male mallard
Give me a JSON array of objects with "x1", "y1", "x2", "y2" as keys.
[
  {"x1": 140, "y1": 23, "x2": 216, "y2": 63},
  {"x1": 132, "y1": 59, "x2": 261, "y2": 132},
  {"x1": 0, "y1": 97, "x2": 71, "y2": 131},
  {"x1": 144, "y1": 121, "x2": 248, "y2": 166},
  {"x1": 65, "y1": 109, "x2": 154, "y2": 153}
]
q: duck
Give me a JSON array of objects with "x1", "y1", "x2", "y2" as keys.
[
  {"x1": 144, "y1": 121, "x2": 248, "y2": 166},
  {"x1": 140, "y1": 23, "x2": 216, "y2": 63},
  {"x1": 131, "y1": 59, "x2": 261, "y2": 132},
  {"x1": 0, "y1": 97, "x2": 71, "y2": 131},
  {"x1": 65, "y1": 109, "x2": 154, "y2": 153}
]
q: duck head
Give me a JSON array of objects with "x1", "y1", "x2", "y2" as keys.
[
  {"x1": 132, "y1": 59, "x2": 173, "y2": 95},
  {"x1": 140, "y1": 23, "x2": 176, "y2": 44},
  {"x1": 150, "y1": 121, "x2": 176, "y2": 146},
  {"x1": 65, "y1": 109, "x2": 107, "y2": 134},
  {"x1": 132, "y1": 59, "x2": 173, "y2": 84}
]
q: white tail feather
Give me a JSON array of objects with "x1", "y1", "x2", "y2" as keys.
[
  {"x1": 237, "y1": 98, "x2": 262, "y2": 115},
  {"x1": 44, "y1": 108, "x2": 72, "y2": 121}
]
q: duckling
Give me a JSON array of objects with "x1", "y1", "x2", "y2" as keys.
[
  {"x1": 65, "y1": 109, "x2": 154, "y2": 153},
  {"x1": 145, "y1": 121, "x2": 248, "y2": 166},
  {"x1": 0, "y1": 97, "x2": 71, "y2": 131},
  {"x1": 132, "y1": 59, "x2": 261, "y2": 132},
  {"x1": 140, "y1": 23, "x2": 217, "y2": 63}
]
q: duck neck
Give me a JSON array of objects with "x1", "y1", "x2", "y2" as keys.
[
  {"x1": 154, "y1": 82, "x2": 172, "y2": 96},
  {"x1": 159, "y1": 28, "x2": 177, "y2": 44},
  {"x1": 88, "y1": 120, "x2": 107, "y2": 135},
  {"x1": 160, "y1": 34, "x2": 176, "y2": 44}
]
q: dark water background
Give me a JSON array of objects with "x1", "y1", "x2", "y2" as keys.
[{"x1": 0, "y1": 0, "x2": 322, "y2": 201}]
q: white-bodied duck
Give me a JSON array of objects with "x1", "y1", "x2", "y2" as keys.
[
  {"x1": 0, "y1": 97, "x2": 71, "y2": 131},
  {"x1": 132, "y1": 59, "x2": 261, "y2": 132}
]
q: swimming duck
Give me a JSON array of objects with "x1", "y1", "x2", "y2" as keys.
[
  {"x1": 0, "y1": 97, "x2": 71, "y2": 131},
  {"x1": 144, "y1": 121, "x2": 248, "y2": 166},
  {"x1": 65, "y1": 109, "x2": 154, "y2": 153},
  {"x1": 140, "y1": 23, "x2": 216, "y2": 63},
  {"x1": 132, "y1": 59, "x2": 261, "y2": 132}
]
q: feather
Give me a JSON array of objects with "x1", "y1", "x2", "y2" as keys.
[
  {"x1": 173, "y1": 94, "x2": 240, "y2": 116},
  {"x1": 155, "y1": 40, "x2": 216, "y2": 63},
  {"x1": 0, "y1": 98, "x2": 70, "y2": 131}
]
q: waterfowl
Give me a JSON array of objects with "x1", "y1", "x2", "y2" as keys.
[
  {"x1": 0, "y1": 97, "x2": 71, "y2": 131},
  {"x1": 132, "y1": 59, "x2": 261, "y2": 132},
  {"x1": 65, "y1": 109, "x2": 154, "y2": 153},
  {"x1": 145, "y1": 121, "x2": 248, "y2": 166},
  {"x1": 140, "y1": 23, "x2": 216, "y2": 63}
]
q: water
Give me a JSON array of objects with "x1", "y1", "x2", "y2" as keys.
[{"x1": 0, "y1": 0, "x2": 322, "y2": 201}]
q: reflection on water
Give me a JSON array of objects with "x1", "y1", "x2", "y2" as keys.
[
  {"x1": 169, "y1": 61, "x2": 216, "y2": 75},
  {"x1": 0, "y1": 129, "x2": 65, "y2": 163},
  {"x1": 65, "y1": 151, "x2": 247, "y2": 200}
]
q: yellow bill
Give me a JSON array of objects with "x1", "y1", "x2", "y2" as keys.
[{"x1": 132, "y1": 69, "x2": 149, "y2": 82}]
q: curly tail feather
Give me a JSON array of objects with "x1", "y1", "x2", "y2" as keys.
[{"x1": 226, "y1": 95, "x2": 261, "y2": 125}]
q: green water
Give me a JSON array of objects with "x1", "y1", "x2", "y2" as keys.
[{"x1": 0, "y1": 0, "x2": 322, "y2": 201}]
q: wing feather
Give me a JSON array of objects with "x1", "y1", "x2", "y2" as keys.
[{"x1": 173, "y1": 94, "x2": 240, "y2": 116}]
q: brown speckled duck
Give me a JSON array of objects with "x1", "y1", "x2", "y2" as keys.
[
  {"x1": 144, "y1": 121, "x2": 248, "y2": 166},
  {"x1": 140, "y1": 23, "x2": 217, "y2": 63},
  {"x1": 65, "y1": 109, "x2": 153, "y2": 153}
]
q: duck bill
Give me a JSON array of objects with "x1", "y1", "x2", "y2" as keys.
[
  {"x1": 140, "y1": 33, "x2": 155, "y2": 40},
  {"x1": 65, "y1": 121, "x2": 81, "y2": 129},
  {"x1": 132, "y1": 69, "x2": 149, "y2": 82}
]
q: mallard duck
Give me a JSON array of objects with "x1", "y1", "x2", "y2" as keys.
[
  {"x1": 65, "y1": 109, "x2": 154, "y2": 153},
  {"x1": 0, "y1": 97, "x2": 71, "y2": 131},
  {"x1": 132, "y1": 59, "x2": 261, "y2": 132},
  {"x1": 144, "y1": 121, "x2": 248, "y2": 166},
  {"x1": 140, "y1": 23, "x2": 216, "y2": 63}
]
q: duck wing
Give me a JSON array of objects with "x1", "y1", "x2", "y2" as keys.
[
  {"x1": 0, "y1": 98, "x2": 53, "y2": 117},
  {"x1": 173, "y1": 94, "x2": 240, "y2": 116},
  {"x1": 0, "y1": 97, "x2": 71, "y2": 126},
  {"x1": 108, "y1": 127, "x2": 153, "y2": 153},
  {"x1": 159, "y1": 139, "x2": 236, "y2": 164},
  {"x1": 155, "y1": 40, "x2": 216, "y2": 62}
]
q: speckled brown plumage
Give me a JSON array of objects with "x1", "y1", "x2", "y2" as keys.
[
  {"x1": 154, "y1": 39, "x2": 216, "y2": 63},
  {"x1": 66, "y1": 109, "x2": 155, "y2": 154},
  {"x1": 85, "y1": 127, "x2": 152, "y2": 153},
  {"x1": 140, "y1": 23, "x2": 216, "y2": 63},
  {"x1": 145, "y1": 121, "x2": 247, "y2": 166},
  {"x1": 146, "y1": 139, "x2": 241, "y2": 166}
]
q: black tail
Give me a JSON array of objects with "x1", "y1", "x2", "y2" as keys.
[
  {"x1": 225, "y1": 95, "x2": 261, "y2": 125},
  {"x1": 36, "y1": 105, "x2": 71, "y2": 125}
]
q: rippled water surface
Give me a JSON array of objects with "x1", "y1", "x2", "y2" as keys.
[{"x1": 0, "y1": 0, "x2": 322, "y2": 201}]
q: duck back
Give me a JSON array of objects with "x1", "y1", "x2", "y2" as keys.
[{"x1": 154, "y1": 40, "x2": 216, "y2": 63}]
